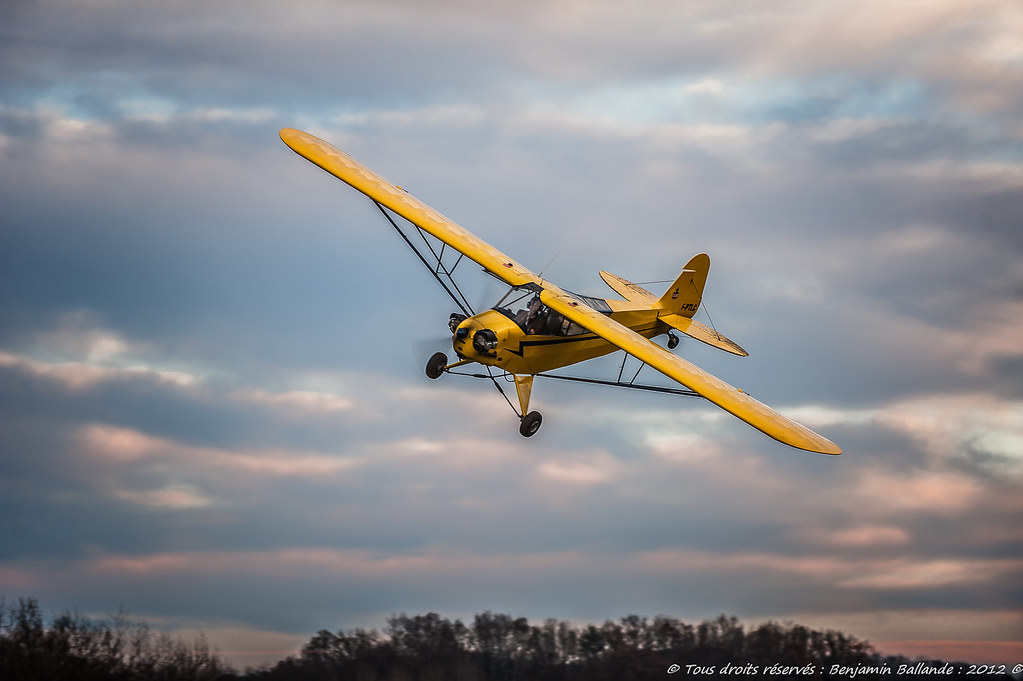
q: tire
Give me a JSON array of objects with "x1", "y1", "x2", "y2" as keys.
[
  {"x1": 519, "y1": 411, "x2": 543, "y2": 437},
  {"x1": 667, "y1": 333, "x2": 679, "y2": 350},
  {"x1": 425, "y1": 352, "x2": 447, "y2": 379}
]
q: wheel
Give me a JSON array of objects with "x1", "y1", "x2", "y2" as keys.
[
  {"x1": 519, "y1": 411, "x2": 543, "y2": 437},
  {"x1": 667, "y1": 332, "x2": 679, "y2": 350},
  {"x1": 425, "y1": 352, "x2": 447, "y2": 379}
]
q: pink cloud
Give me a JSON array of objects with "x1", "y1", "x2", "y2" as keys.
[
  {"x1": 229, "y1": 387, "x2": 354, "y2": 414},
  {"x1": 836, "y1": 558, "x2": 1021, "y2": 589},
  {"x1": 851, "y1": 468, "x2": 983, "y2": 515},
  {"x1": 875, "y1": 640, "x2": 1023, "y2": 666},
  {"x1": 76, "y1": 423, "x2": 355, "y2": 480},
  {"x1": 796, "y1": 525, "x2": 911, "y2": 548},
  {"x1": 786, "y1": 609, "x2": 1023, "y2": 665}
]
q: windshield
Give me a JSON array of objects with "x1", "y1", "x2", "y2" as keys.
[{"x1": 492, "y1": 286, "x2": 596, "y2": 336}]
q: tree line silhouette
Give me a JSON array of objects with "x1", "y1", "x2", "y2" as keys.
[
  {"x1": 2, "y1": 598, "x2": 1012, "y2": 680},
  {"x1": 0, "y1": 597, "x2": 228, "y2": 681}
]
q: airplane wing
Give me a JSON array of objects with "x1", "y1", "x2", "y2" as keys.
[
  {"x1": 541, "y1": 289, "x2": 842, "y2": 455},
  {"x1": 280, "y1": 128, "x2": 538, "y2": 288}
]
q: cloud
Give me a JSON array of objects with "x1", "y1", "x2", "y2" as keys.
[
  {"x1": 850, "y1": 469, "x2": 984, "y2": 516},
  {"x1": 536, "y1": 449, "x2": 622, "y2": 486},
  {"x1": 798, "y1": 610, "x2": 1023, "y2": 665},
  {"x1": 836, "y1": 558, "x2": 1019, "y2": 591},
  {"x1": 114, "y1": 484, "x2": 214, "y2": 511},
  {"x1": 798, "y1": 525, "x2": 911, "y2": 549},
  {"x1": 76, "y1": 423, "x2": 357, "y2": 481},
  {"x1": 876, "y1": 393, "x2": 1023, "y2": 472}
]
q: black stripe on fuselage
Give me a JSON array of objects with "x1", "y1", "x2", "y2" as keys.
[{"x1": 505, "y1": 322, "x2": 663, "y2": 357}]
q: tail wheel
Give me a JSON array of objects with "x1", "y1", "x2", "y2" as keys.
[
  {"x1": 667, "y1": 332, "x2": 680, "y2": 350},
  {"x1": 425, "y1": 352, "x2": 447, "y2": 379},
  {"x1": 519, "y1": 411, "x2": 542, "y2": 437}
]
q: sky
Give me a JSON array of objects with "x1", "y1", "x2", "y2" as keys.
[{"x1": 1, "y1": 0, "x2": 1021, "y2": 670}]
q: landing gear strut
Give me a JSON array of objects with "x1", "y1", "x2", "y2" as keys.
[
  {"x1": 425, "y1": 354, "x2": 544, "y2": 438},
  {"x1": 513, "y1": 375, "x2": 542, "y2": 437}
]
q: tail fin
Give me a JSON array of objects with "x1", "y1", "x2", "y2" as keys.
[{"x1": 658, "y1": 253, "x2": 709, "y2": 318}]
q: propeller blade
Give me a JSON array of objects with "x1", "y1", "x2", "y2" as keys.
[{"x1": 412, "y1": 334, "x2": 451, "y2": 370}]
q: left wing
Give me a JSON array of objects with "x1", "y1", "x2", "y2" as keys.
[
  {"x1": 541, "y1": 289, "x2": 842, "y2": 455},
  {"x1": 280, "y1": 128, "x2": 538, "y2": 288}
]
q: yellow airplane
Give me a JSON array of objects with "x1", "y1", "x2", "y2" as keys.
[{"x1": 280, "y1": 128, "x2": 841, "y2": 455}]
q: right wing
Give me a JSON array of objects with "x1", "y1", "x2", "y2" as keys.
[
  {"x1": 541, "y1": 289, "x2": 841, "y2": 455},
  {"x1": 280, "y1": 128, "x2": 539, "y2": 289}
]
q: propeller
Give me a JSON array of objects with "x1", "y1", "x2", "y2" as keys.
[
  {"x1": 412, "y1": 333, "x2": 452, "y2": 371},
  {"x1": 411, "y1": 278, "x2": 504, "y2": 371}
]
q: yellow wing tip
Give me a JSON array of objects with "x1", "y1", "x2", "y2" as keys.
[
  {"x1": 796, "y1": 437, "x2": 842, "y2": 455},
  {"x1": 279, "y1": 128, "x2": 310, "y2": 154},
  {"x1": 280, "y1": 128, "x2": 328, "y2": 154}
]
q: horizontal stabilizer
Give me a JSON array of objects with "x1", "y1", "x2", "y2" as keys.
[
  {"x1": 599, "y1": 270, "x2": 657, "y2": 303},
  {"x1": 660, "y1": 313, "x2": 749, "y2": 357}
]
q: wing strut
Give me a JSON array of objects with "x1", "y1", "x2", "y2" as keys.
[
  {"x1": 374, "y1": 201, "x2": 476, "y2": 316},
  {"x1": 487, "y1": 366, "x2": 524, "y2": 418},
  {"x1": 618, "y1": 351, "x2": 645, "y2": 385},
  {"x1": 444, "y1": 365, "x2": 525, "y2": 417},
  {"x1": 539, "y1": 353, "x2": 699, "y2": 398},
  {"x1": 444, "y1": 363, "x2": 701, "y2": 400},
  {"x1": 535, "y1": 371, "x2": 700, "y2": 397}
]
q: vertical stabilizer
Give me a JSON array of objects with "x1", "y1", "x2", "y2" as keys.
[{"x1": 658, "y1": 253, "x2": 709, "y2": 318}]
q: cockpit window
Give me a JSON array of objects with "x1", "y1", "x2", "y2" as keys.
[
  {"x1": 492, "y1": 286, "x2": 607, "y2": 336},
  {"x1": 566, "y1": 291, "x2": 613, "y2": 314},
  {"x1": 493, "y1": 286, "x2": 535, "y2": 320}
]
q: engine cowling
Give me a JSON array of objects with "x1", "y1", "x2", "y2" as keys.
[{"x1": 451, "y1": 310, "x2": 516, "y2": 363}]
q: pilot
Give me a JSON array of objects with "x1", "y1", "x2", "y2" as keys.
[
  {"x1": 525, "y1": 297, "x2": 544, "y2": 335},
  {"x1": 512, "y1": 300, "x2": 532, "y2": 327}
]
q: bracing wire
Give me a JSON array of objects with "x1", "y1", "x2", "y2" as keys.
[{"x1": 690, "y1": 279, "x2": 723, "y2": 340}]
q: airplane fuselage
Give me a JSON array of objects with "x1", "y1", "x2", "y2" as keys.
[{"x1": 453, "y1": 304, "x2": 665, "y2": 375}]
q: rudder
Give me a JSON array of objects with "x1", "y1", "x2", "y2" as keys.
[{"x1": 658, "y1": 253, "x2": 709, "y2": 318}]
